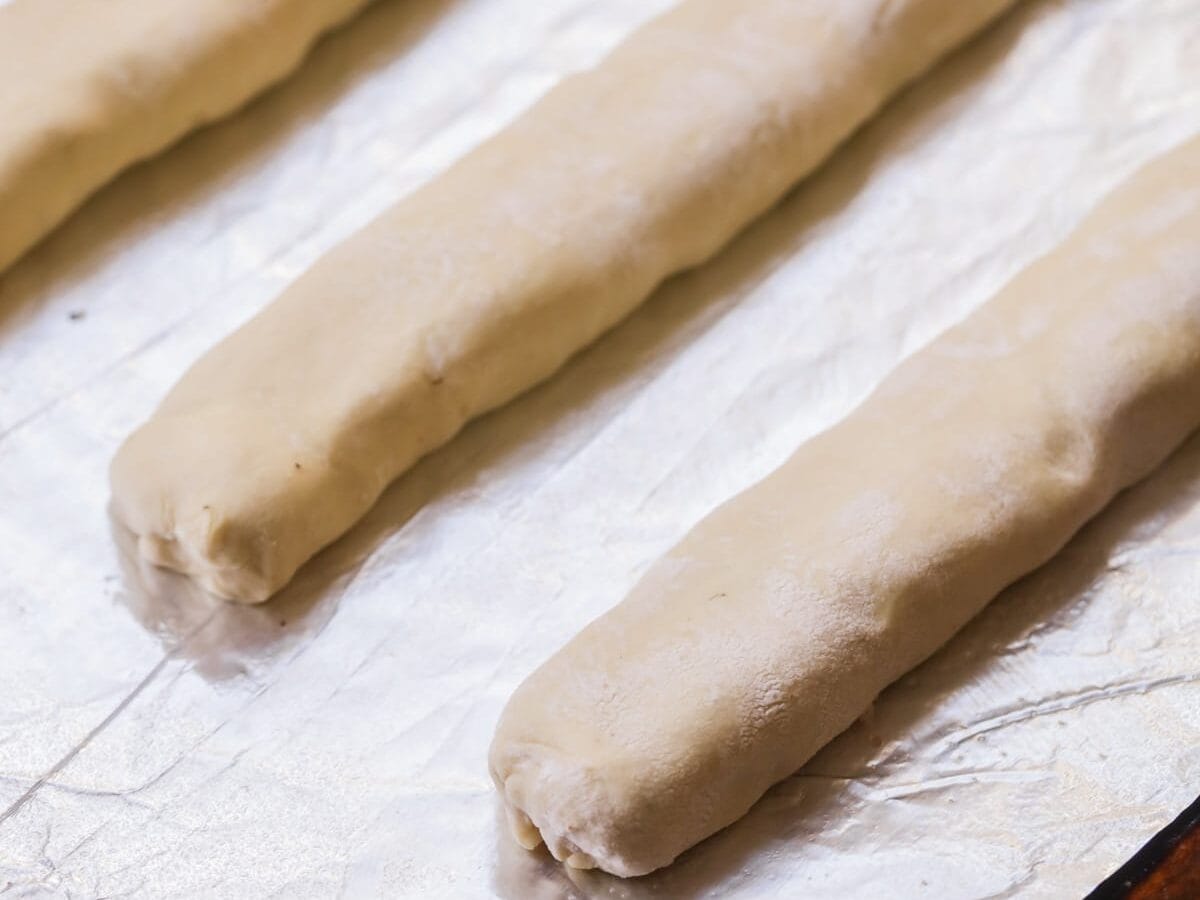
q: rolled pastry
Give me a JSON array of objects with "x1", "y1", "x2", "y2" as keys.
[
  {"x1": 489, "y1": 134, "x2": 1200, "y2": 876},
  {"x1": 111, "y1": 0, "x2": 1018, "y2": 602},
  {"x1": 0, "y1": 0, "x2": 371, "y2": 272}
]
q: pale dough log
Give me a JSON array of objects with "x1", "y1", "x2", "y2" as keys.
[
  {"x1": 0, "y1": 0, "x2": 371, "y2": 273},
  {"x1": 489, "y1": 134, "x2": 1200, "y2": 876},
  {"x1": 111, "y1": 0, "x2": 1018, "y2": 602}
]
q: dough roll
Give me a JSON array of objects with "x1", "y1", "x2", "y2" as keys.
[
  {"x1": 111, "y1": 0, "x2": 1018, "y2": 602},
  {"x1": 489, "y1": 134, "x2": 1200, "y2": 876},
  {"x1": 0, "y1": 0, "x2": 371, "y2": 272}
]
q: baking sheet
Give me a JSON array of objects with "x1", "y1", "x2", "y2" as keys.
[{"x1": 1, "y1": 0, "x2": 1198, "y2": 896}]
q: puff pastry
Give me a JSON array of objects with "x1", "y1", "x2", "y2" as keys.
[
  {"x1": 111, "y1": 0, "x2": 1017, "y2": 601},
  {"x1": 490, "y1": 134, "x2": 1200, "y2": 876},
  {"x1": 0, "y1": 0, "x2": 370, "y2": 272}
]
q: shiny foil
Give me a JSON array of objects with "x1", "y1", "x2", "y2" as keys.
[{"x1": 1, "y1": 0, "x2": 1198, "y2": 896}]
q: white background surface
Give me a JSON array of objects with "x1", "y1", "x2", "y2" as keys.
[{"x1": 0, "y1": 0, "x2": 1198, "y2": 896}]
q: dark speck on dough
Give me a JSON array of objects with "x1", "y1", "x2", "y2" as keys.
[
  {"x1": 294, "y1": 462, "x2": 302, "y2": 470},
  {"x1": 68, "y1": 310, "x2": 85, "y2": 321}
]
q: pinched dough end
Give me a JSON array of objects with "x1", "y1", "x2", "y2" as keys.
[
  {"x1": 489, "y1": 737, "x2": 669, "y2": 878},
  {"x1": 132, "y1": 528, "x2": 275, "y2": 605},
  {"x1": 501, "y1": 799, "x2": 598, "y2": 871},
  {"x1": 108, "y1": 403, "x2": 306, "y2": 605}
]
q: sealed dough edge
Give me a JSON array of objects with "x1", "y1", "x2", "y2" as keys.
[
  {"x1": 0, "y1": 0, "x2": 372, "y2": 273},
  {"x1": 110, "y1": 0, "x2": 1018, "y2": 603},
  {"x1": 489, "y1": 134, "x2": 1200, "y2": 876}
]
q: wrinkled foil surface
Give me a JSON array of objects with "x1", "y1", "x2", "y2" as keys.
[{"x1": 1, "y1": 0, "x2": 1198, "y2": 896}]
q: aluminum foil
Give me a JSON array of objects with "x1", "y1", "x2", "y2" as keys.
[{"x1": 1, "y1": 0, "x2": 1198, "y2": 896}]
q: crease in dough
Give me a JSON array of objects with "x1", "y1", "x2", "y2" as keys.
[
  {"x1": 488, "y1": 134, "x2": 1200, "y2": 876},
  {"x1": 0, "y1": 0, "x2": 372, "y2": 272},
  {"x1": 111, "y1": 0, "x2": 1019, "y2": 602}
]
